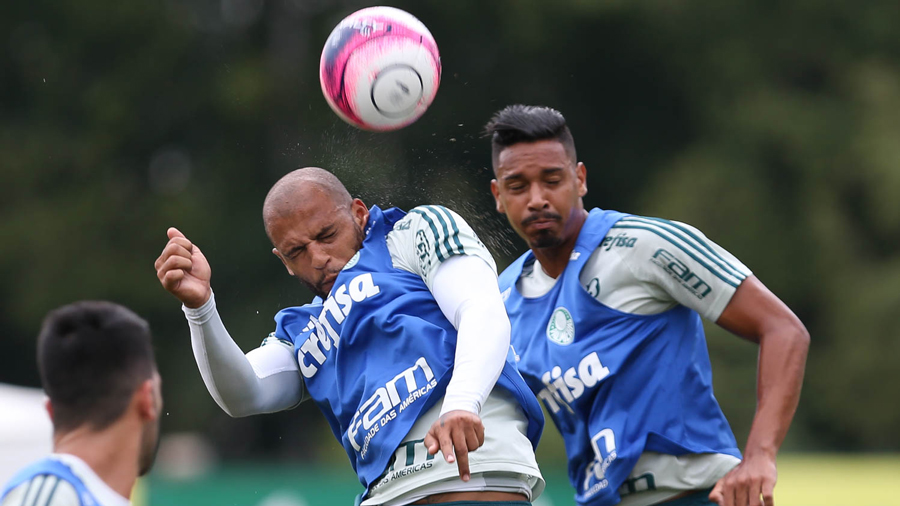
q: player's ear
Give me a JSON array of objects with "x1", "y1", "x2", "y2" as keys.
[
  {"x1": 135, "y1": 378, "x2": 160, "y2": 422},
  {"x1": 575, "y1": 162, "x2": 587, "y2": 198},
  {"x1": 272, "y1": 248, "x2": 295, "y2": 276},
  {"x1": 350, "y1": 198, "x2": 369, "y2": 229},
  {"x1": 490, "y1": 179, "x2": 506, "y2": 214},
  {"x1": 45, "y1": 399, "x2": 53, "y2": 421}
]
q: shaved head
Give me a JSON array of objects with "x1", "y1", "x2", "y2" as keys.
[
  {"x1": 263, "y1": 167, "x2": 352, "y2": 240},
  {"x1": 263, "y1": 167, "x2": 369, "y2": 298}
]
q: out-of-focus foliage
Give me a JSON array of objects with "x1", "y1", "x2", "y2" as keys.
[{"x1": 2, "y1": 0, "x2": 898, "y2": 464}]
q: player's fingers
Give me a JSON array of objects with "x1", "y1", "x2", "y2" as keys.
[
  {"x1": 160, "y1": 255, "x2": 193, "y2": 275},
  {"x1": 169, "y1": 236, "x2": 193, "y2": 251},
  {"x1": 438, "y1": 430, "x2": 455, "y2": 464},
  {"x1": 162, "y1": 241, "x2": 193, "y2": 261},
  {"x1": 475, "y1": 419, "x2": 485, "y2": 447},
  {"x1": 463, "y1": 424, "x2": 480, "y2": 451},
  {"x1": 735, "y1": 479, "x2": 750, "y2": 506},
  {"x1": 162, "y1": 268, "x2": 185, "y2": 290},
  {"x1": 452, "y1": 430, "x2": 470, "y2": 481},
  {"x1": 723, "y1": 480, "x2": 736, "y2": 506},
  {"x1": 709, "y1": 481, "x2": 725, "y2": 506},
  {"x1": 167, "y1": 227, "x2": 186, "y2": 240},
  {"x1": 749, "y1": 481, "x2": 763, "y2": 506},
  {"x1": 762, "y1": 479, "x2": 775, "y2": 506},
  {"x1": 424, "y1": 430, "x2": 439, "y2": 455}
]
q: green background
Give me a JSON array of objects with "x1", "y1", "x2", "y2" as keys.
[{"x1": 3, "y1": 0, "x2": 900, "y2": 501}]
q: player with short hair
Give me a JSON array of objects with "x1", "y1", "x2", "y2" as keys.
[
  {"x1": 154, "y1": 167, "x2": 545, "y2": 505},
  {"x1": 1, "y1": 302, "x2": 163, "y2": 506},
  {"x1": 485, "y1": 105, "x2": 809, "y2": 506}
]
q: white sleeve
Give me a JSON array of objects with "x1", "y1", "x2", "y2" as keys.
[
  {"x1": 601, "y1": 216, "x2": 752, "y2": 321},
  {"x1": 430, "y1": 255, "x2": 511, "y2": 416},
  {"x1": 182, "y1": 291, "x2": 308, "y2": 417},
  {"x1": 386, "y1": 206, "x2": 508, "y2": 415},
  {"x1": 387, "y1": 205, "x2": 497, "y2": 288}
]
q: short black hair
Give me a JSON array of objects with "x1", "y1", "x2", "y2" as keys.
[
  {"x1": 37, "y1": 301, "x2": 156, "y2": 432},
  {"x1": 483, "y1": 105, "x2": 577, "y2": 170}
]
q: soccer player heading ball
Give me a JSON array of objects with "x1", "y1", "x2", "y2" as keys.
[
  {"x1": 154, "y1": 168, "x2": 545, "y2": 505},
  {"x1": 486, "y1": 105, "x2": 810, "y2": 506}
]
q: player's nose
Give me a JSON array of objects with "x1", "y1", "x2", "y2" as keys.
[
  {"x1": 526, "y1": 185, "x2": 549, "y2": 211},
  {"x1": 308, "y1": 244, "x2": 331, "y2": 270}
]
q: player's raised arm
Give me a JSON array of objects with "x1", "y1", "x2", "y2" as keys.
[
  {"x1": 155, "y1": 228, "x2": 307, "y2": 417},
  {"x1": 387, "y1": 205, "x2": 509, "y2": 481}
]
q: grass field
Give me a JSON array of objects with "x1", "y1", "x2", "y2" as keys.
[
  {"x1": 773, "y1": 454, "x2": 900, "y2": 506},
  {"x1": 140, "y1": 453, "x2": 900, "y2": 505}
]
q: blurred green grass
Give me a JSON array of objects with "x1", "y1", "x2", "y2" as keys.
[{"x1": 138, "y1": 453, "x2": 900, "y2": 506}]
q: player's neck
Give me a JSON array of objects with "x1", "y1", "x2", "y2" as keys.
[
  {"x1": 54, "y1": 420, "x2": 140, "y2": 499},
  {"x1": 530, "y1": 208, "x2": 588, "y2": 279}
]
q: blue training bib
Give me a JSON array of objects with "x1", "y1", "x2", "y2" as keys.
[
  {"x1": 499, "y1": 208, "x2": 740, "y2": 506},
  {"x1": 276, "y1": 206, "x2": 544, "y2": 493}
]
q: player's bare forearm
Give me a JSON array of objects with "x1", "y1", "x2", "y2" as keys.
[
  {"x1": 713, "y1": 275, "x2": 809, "y2": 505},
  {"x1": 717, "y1": 275, "x2": 809, "y2": 455},
  {"x1": 745, "y1": 320, "x2": 809, "y2": 459}
]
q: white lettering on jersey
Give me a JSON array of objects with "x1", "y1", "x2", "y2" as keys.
[
  {"x1": 347, "y1": 357, "x2": 438, "y2": 458},
  {"x1": 536, "y1": 351, "x2": 610, "y2": 414},
  {"x1": 296, "y1": 273, "x2": 381, "y2": 378},
  {"x1": 583, "y1": 428, "x2": 618, "y2": 497}
]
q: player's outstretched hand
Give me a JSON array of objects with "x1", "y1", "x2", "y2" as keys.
[
  {"x1": 154, "y1": 227, "x2": 212, "y2": 309},
  {"x1": 424, "y1": 410, "x2": 485, "y2": 482},
  {"x1": 709, "y1": 453, "x2": 777, "y2": 506}
]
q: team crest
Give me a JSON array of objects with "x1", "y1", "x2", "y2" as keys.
[{"x1": 546, "y1": 307, "x2": 575, "y2": 345}]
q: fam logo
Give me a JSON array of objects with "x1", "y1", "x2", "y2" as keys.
[
  {"x1": 650, "y1": 248, "x2": 712, "y2": 300},
  {"x1": 546, "y1": 307, "x2": 575, "y2": 345}
]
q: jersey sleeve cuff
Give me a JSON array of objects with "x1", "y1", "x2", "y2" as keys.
[
  {"x1": 182, "y1": 290, "x2": 216, "y2": 324},
  {"x1": 439, "y1": 395, "x2": 482, "y2": 416}
]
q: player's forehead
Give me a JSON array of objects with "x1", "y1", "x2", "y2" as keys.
[
  {"x1": 274, "y1": 198, "x2": 349, "y2": 247},
  {"x1": 275, "y1": 207, "x2": 337, "y2": 242},
  {"x1": 496, "y1": 139, "x2": 572, "y2": 178}
]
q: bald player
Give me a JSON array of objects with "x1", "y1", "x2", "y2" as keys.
[{"x1": 154, "y1": 168, "x2": 546, "y2": 505}]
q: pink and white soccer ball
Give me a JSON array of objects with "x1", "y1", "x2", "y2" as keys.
[{"x1": 319, "y1": 6, "x2": 441, "y2": 131}]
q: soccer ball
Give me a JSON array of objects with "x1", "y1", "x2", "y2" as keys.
[{"x1": 319, "y1": 6, "x2": 441, "y2": 131}]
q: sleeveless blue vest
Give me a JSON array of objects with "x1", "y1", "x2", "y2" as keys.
[
  {"x1": 2, "y1": 457, "x2": 98, "y2": 506},
  {"x1": 275, "y1": 206, "x2": 544, "y2": 493},
  {"x1": 498, "y1": 208, "x2": 740, "y2": 506}
]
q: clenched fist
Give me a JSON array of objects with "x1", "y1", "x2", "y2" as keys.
[{"x1": 154, "y1": 227, "x2": 212, "y2": 308}]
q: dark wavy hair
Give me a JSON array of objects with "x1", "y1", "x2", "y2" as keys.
[{"x1": 483, "y1": 105, "x2": 577, "y2": 171}]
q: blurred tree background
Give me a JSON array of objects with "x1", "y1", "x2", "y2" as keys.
[{"x1": 2, "y1": 0, "x2": 899, "y2": 477}]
